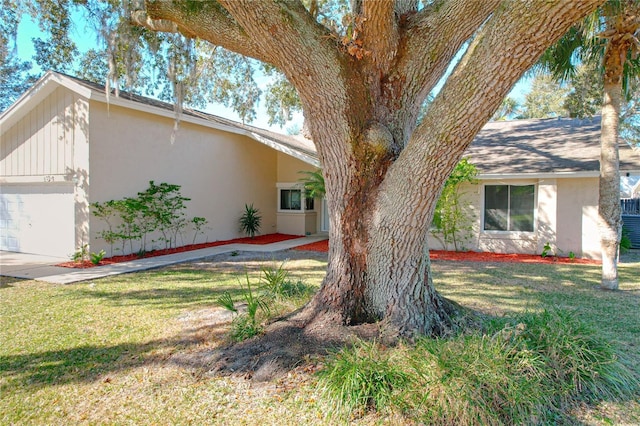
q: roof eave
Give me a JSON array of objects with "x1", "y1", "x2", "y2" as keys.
[
  {"x1": 477, "y1": 171, "x2": 601, "y2": 180},
  {"x1": 1, "y1": 71, "x2": 93, "y2": 131}
]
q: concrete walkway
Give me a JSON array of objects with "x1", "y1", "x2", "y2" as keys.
[{"x1": 0, "y1": 235, "x2": 327, "y2": 284}]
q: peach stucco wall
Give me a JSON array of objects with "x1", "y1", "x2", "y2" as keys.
[
  {"x1": 427, "y1": 177, "x2": 602, "y2": 259},
  {"x1": 557, "y1": 177, "x2": 600, "y2": 258},
  {"x1": 276, "y1": 152, "x2": 321, "y2": 235},
  {"x1": 87, "y1": 101, "x2": 278, "y2": 255}
]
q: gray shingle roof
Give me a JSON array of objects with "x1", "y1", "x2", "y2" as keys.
[{"x1": 466, "y1": 117, "x2": 640, "y2": 175}]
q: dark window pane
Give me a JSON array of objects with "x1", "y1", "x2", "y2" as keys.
[
  {"x1": 280, "y1": 189, "x2": 302, "y2": 210},
  {"x1": 291, "y1": 190, "x2": 301, "y2": 209},
  {"x1": 509, "y1": 185, "x2": 535, "y2": 231},
  {"x1": 305, "y1": 197, "x2": 314, "y2": 210},
  {"x1": 484, "y1": 185, "x2": 508, "y2": 230},
  {"x1": 280, "y1": 190, "x2": 290, "y2": 209}
]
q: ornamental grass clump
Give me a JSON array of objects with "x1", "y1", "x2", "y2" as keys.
[
  {"x1": 216, "y1": 273, "x2": 270, "y2": 342},
  {"x1": 315, "y1": 309, "x2": 638, "y2": 424},
  {"x1": 315, "y1": 340, "x2": 410, "y2": 420},
  {"x1": 261, "y1": 261, "x2": 314, "y2": 301}
]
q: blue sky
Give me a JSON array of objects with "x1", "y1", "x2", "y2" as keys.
[{"x1": 16, "y1": 13, "x2": 530, "y2": 132}]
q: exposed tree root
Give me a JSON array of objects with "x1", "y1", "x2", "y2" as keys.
[
  {"x1": 210, "y1": 309, "x2": 380, "y2": 381},
  {"x1": 210, "y1": 295, "x2": 481, "y2": 381}
]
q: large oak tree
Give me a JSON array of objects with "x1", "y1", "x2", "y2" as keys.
[
  {"x1": 130, "y1": 0, "x2": 604, "y2": 337},
  {"x1": 18, "y1": 0, "x2": 605, "y2": 337}
]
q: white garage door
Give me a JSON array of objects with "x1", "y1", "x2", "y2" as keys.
[{"x1": 0, "y1": 184, "x2": 75, "y2": 257}]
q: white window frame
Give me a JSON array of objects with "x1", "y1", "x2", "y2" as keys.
[
  {"x1": 481, "y1": 183, "x2": 537, "y2": 234},
  {"x1": 277, "y1": 183, "x2": 315, "y2": 213}
]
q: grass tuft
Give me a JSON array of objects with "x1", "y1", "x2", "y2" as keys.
[
  {"x1": 316, "y1": 340, "x2": 410, "y2": 419},
  {"x1": 316, "y1": 309, "x2": 639, "y2": 424}
]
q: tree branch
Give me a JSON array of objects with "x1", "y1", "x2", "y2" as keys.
[
  {"x1": 216, "y1": 0, "x2": 359, "y2": 129},
  {"x1": 397, "y1": 0, "x2": 501, "y2": 113},
  {"x1": 382, "y1": 0, "x2": 605, "y2": 220},
  {"x1": 130, "y1": 10, "x2": 180, "y2": 34},
  {"x1": 360, "y1": 0, "x2": 398, "y2": 73},
  {"x1": 134, "y1": 0, "x2": 265, "y2": 62}
]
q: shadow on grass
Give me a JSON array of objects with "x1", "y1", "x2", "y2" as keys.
[
  {"x1": 0, "y1": 276, "x2": 27, "y2": 288},
  {"x1": 0, "y1": 315, "x2": 233, "y2": 392},
  {"x1": 75, "y1": 286, "x2": 239, "y2": 309},
  {"x1": 0, "y1": 313, "x2": 342, "y2": 393},
  {"x1": 1, "y1": 339, "x2": 169, "y2": 390}
]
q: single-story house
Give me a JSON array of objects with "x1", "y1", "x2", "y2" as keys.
[
  {"x1": 426, "y1": 117, "x2": 640, "y2": 257},
  {"x1": 2, "y1": 71, "x2": 639, "y2": 259},
  {"x1": 1, "y1": 71, "x2": 322, "y2": 258}
]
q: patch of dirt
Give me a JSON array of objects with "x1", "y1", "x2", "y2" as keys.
[
  {"x1": 168, "y1": 249, "x2": 380, "y2": 382},
  {"x1": 56, "y1": 233, "x2": 303, "y2": 269},
  {"x1": 171, "y1": 312, "x2": 349, "y2": 383}
]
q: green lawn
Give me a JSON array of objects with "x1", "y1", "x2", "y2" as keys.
[{"x1": 1, "y1": 254, "x2": 638, "y2": 425}]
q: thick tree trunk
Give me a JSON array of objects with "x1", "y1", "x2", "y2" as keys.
[{"x1": 304, "y1": 159, "x2": 460, "y2": 339}]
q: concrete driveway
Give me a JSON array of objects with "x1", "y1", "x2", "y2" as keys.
[
  {"x1": 0, "y1": 235, "x2": 329, "y2": 284},
  {"x1": 0, "y1": 251, "x2": 71, "y2": 280}
]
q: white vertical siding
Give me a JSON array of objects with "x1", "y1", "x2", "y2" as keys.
[{"x1": 0, "y1": 86, "x2": 76, "y2": 177}]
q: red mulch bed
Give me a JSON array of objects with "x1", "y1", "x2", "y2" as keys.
[
  {"x1": 293, "y1": 240, "x2": 600, "y2": 265},
  {"x1": 58, "y1": 233, "x2": 303, "y2": 269},
  {"x1": 292, "y1": 240, "x2": 329, "y2": 253}
]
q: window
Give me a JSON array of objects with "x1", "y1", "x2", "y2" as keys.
[
  {"x1": 484, "y1": 185, "x2": 535, "y2": 232},
  {"x1": 278, "y1": 184, "x2": 315, "y2": 212},
  {"x1": 280, "y1": 189, "x2": 302, "y2": 210},
  {"x1": 305, "y1": 196, "x2": 315, "y2": 211}
]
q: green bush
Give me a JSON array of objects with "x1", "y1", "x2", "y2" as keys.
[
  {"x1": 261, "y1": 261, "x2": 290, "y2": 295},
  {"x1": 90, "y1": 250, "x2": 106, "y2": 265},
  {"x1": 620, "y1": 228, "x2": 632, "y2": 254},
  {"x1": 216, "y1": 273, "x2": 270, "y2": 341},
  {"x1": 92, "y1": 181, "x2": 207, "y2": 256}
]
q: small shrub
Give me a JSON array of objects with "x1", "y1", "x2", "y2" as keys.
[
  {"x1": 620, "y1": 229, "x2": 632, "y2": 254},
  {"x1": 216, "y1": 273, "x2": 270, "y2": 341},
  {"x1": 260, "y1": 262, "x2": 315, "y2": 306},
  {"x1": 92, "y1": 182, "x2": 207, "y2": 255},
  {"x1": 230, "y1": 314, "x2": 263, "y2": 342},
  {"x1": 541, "y1": 242, "x2": 553, "y2": 257},
  {"x1": 261, "y1": 261, "x2": 290, "y2": 295},
  {"x1": 239, "y1": 203, "x2": 262, "y2": 238},
  {"x1": 72, "y1": 244, "x2": 89, "y2": 263},
  {"x1": 90, "y1": 250, "x2": 106, "y2": 265},
  {"x1": 191, "y1": 216, "x2": 208, "y2": 244},
  {"x1": 431, "y1": 158, "x2": 478, "y2": 251}
]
